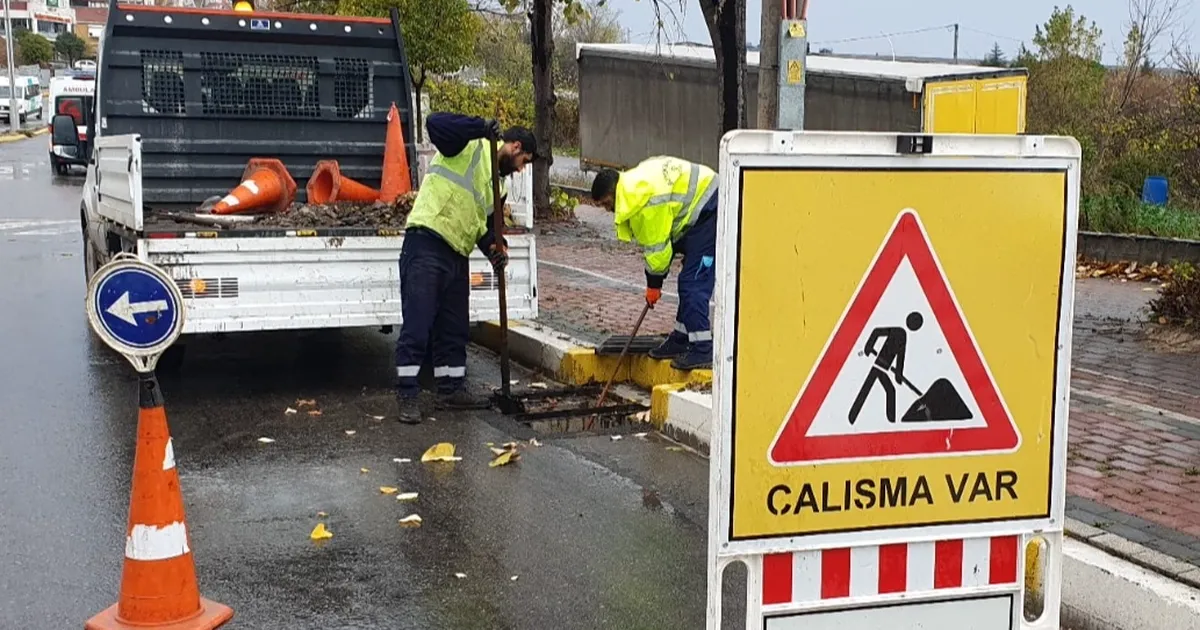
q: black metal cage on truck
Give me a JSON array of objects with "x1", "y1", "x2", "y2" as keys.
[{"x1": 97, "y1": 0, "x2": 418, "y2": 208}]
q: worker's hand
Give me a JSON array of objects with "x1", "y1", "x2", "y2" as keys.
[
  {"x1": 645, "y1": 287, "x2": 661, "y2": 307},
  {"x1": 488, "y1": 242, "x2": 508, "y2": 273},
  {"x1": 485, "y1": 118, "x2": 502, "y2": 142}
]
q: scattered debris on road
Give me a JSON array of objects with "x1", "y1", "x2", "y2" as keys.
[
  {"x1": 310, "y1": 523, "x2": 333, "y2": 540},
  {"x1": 393, "y1": 457, "x2": 412, "y2": 464},
  {"x1": 284, "y1": 407, "x2": 298, "y2": 415},
  {"x1": 379, "y1": 486, "x2": 399, "y2": 495},
  {"x1": 454, "y1": 572, "x2": 467, "y2": 579},
  {"x1": 1076, "y1": 257, "x2": 1174, "y2": 283},
  {"x1": 345, "y1": 430, "x2": 357, "y2": 436},
  {"x1": 422, "y1": 443, "x2": 460, "y2": 462},
  {"x1": 257, "y1": 437, "x2": 276, "y2": 444},
  {"x1": 296, "y1": 399, "x2": 317, "y2": 407},
  {"x1": 398, "y1": 514, "x2": 423, "y2": 528},
  {"x1": 396, "y1": 492, "x2": 418, "y2": 501},
  {"x1": 360, "y1": 467, "x2": 370, "y2": 474}
]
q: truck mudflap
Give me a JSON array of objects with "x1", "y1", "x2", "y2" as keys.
[{"x1": 143, "y1": 234, "x2": 537, "y2": 334}]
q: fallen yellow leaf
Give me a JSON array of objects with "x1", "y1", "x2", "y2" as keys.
[
  {"x1": 316, "y1": 511, "x2": 328, "y2": 517},
  {"x1": 379, "y1": 486, "x2": 399, "y2": 495},
  {"x1": 308, "y1": 410, "x2": 323, "y2": 417},
  {"x1": 398, "y1": 514, "x2": 423, "y2": 528},
  {"x1": 489, "y1": 450, "x2": 520, "y2": 468},
  {"x1": 489, "y1": 446, "x2": 509, "y2": 456},
  {"x1": 422, "y1": 442, "x2": 458, "y2": 462},
  {"x1": 310, "y1": 522, "x2": 333, "y2": 540},
  {"x1": 296, "y1": 399, "x2": 317, "y2": 407},
  {"x1": 360, "y1": 467, "x2": 370, "y2": 474}
]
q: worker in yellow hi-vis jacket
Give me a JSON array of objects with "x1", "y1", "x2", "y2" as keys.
[{"x1": 590, "y1": 156, "x2": 718, "y2": 370}]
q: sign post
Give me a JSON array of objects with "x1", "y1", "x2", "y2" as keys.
[
  {"x1": 708, "y1": 131, "x2": 1079, "y2": 630},
  {"x1": 86, "y1": 254, "x2": 185, "y2": 373}
]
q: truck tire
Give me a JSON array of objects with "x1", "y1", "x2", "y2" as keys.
[{"x1": 55, "y1": 159, "x2": 68, "y2": 176}]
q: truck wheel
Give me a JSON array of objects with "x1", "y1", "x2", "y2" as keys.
[
  {"x1": 55, "y1": 161, "x2": 68, "y2": 176},
  {"x1": 158, "y1": 345, "x2": 186, "y2": 373}
]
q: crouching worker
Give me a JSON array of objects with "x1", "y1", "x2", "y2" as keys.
[
  {"x1": 395, "y1": 112, "x2": 536, "y2": 424},
  {"x1": 590, "y1": 156, "x2": 717, "y2": 371}
]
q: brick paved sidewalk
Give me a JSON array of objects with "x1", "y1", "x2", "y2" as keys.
[{"x1": 531, "y1": 221, "x2": 1200, "y2": 567}]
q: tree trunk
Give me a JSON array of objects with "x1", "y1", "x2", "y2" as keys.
[
  {"x1": 700, "y1": 0, "x2": 747, "y2": 136},
  {"x1": 530, "y1": 0, "x2": 555, "y2": 216},
  {"x1": 756, "y1": 0, "x2": 780, "y2": 128}
]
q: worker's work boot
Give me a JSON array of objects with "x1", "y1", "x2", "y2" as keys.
[
  {"x1": 648, "y1": 333, "x2": 689, "y2": 360},
  {"x1": 671, "y1": 349, "x2": 712, "y2": 371},
  {"x1": 396, "y1": 391, "x2": 433, "y2": 424},
  {"x1": 436, "y1": 388, "x2": 490, "y2": 410}
]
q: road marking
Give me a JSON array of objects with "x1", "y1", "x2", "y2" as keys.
[{"x1": 0, "y1": 219, "x2": 76, "y2": 239}]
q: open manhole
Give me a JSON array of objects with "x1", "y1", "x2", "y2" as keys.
[{"x1": 497, "y1": 384, "x2": 650, "y2": 436}]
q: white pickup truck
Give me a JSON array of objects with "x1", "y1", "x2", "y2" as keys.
[{"x1": 75, "y1": 4, "x2": 538, "y2": 365}]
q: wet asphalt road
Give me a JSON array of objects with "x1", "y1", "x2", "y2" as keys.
[{"x1": 0, "y1": 137, "x2": 737, "y2": 629}]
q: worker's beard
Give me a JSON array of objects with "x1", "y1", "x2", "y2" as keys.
[{"x1": 498, "y1": 153, "x2": 517, "y2": 177}]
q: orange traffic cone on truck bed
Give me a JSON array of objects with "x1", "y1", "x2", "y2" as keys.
[
  {"x1": 379, "y1": 102, "x2": 412, "y2": 203},
  {"x1": 211, "y1": 158, "x2": 296, "y2": 215},
  {"x1": 307, "y1": 159, "x2": 380, "y2": 204},
  {"x1": 85, "y1": 375, "x2": 233, "y2": 630}
]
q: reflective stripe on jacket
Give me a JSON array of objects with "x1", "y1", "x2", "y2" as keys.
[
  {"x1": 406, "y1": 138, "x2": 508, "y2": 257},
  {"x1": 613, "y1": 156, "x2": 716, "y2": 277}
]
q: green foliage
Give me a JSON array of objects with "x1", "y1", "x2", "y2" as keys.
[
  {"x1": 982, "y1": 43, "x2": 1006, "y2": 67},
  {"x1": 548, "y1": 185, "x2": 577, "y2": 219},
  {"x1": 54, "y1": 31, "x2": 87, "y2": 64},
  {"x1": 1082, "y1": 195, "x2": 1200, "y2": 239},
  {"x1": 474, "y1": 1, "x2": 623, "y2": 92},
  {"x1": 426, "y1": 78, "x2": 533, "y2": 130},
  {"x1": 336, "y1": 0, "x2": 479, "y2": 88},
  {"x1": 15, "y1": 31, "x2": 53, "y2": 66},
  {"x1": 1032, "y1": 5, "x2": 1103, "y2": 62}
]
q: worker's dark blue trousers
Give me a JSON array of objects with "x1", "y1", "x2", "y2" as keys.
[
  {"x1": 670, "y1": 193, "x2": 718, "y2": 358},
  {"x1": 394, "y1": 227, "x2": 470, "y2": 398}
]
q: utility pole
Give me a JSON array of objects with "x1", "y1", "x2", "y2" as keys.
[
  {"x1": 3, "y1": 0, "x2": 18, "y2": 134},
  {"x1": 776, "y1": 0, "x2": 808, "y2": 130},
  {"x1": 755, "y1": 0, "x2": 781, "y2": 128},
  {"x1": 952, "y1": 23, "x2": 959, "y2": 64}
]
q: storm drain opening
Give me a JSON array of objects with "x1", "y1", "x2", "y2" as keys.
[{"x1": 492, "y1": 384, "x2": 650, "y2": 436}]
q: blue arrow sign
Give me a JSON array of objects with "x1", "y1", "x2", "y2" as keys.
[{"x1": 90, "y1": 264, "x2": 181, "y2": 352}]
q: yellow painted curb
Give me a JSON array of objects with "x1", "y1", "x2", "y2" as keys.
[
  {"x1": 471, "y1": 320, "x2": 713, "y2": 390},
  {"x1": 0, "y1": 126, "x2": 48, "y2": 144},
  {"x1": 649, "y1": 383, "x2": 686, "y2": 428}
]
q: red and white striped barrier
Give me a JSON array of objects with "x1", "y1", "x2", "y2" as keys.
[{"x1": 762, "y1": 535, "x2": 1020, "y2": 605}]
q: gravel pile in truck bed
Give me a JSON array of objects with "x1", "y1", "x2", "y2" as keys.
[{"x1": 251, "y1": 191, "x2": 418, "y2": 228}]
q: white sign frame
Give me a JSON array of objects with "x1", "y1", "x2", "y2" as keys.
[{"x1": 706, "y1": 130, "x2": 1080, "y2": 630}]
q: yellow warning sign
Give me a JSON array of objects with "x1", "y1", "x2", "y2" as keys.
[
  {"x1": 730, "y1": 169, "x2": 1068, "y2": 540},
  {"x1": 786, "y1": 60, "x2": 804, "y2": 84}
]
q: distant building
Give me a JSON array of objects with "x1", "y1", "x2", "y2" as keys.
[
  {"x1": 0, "y1": 1, "x2": 76, "y2": 41},
  {"x1": 73, "y1": 6, "x2": 106, "y2": 42}
]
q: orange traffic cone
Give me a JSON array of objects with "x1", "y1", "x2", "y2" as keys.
[
  {"x1": 307, "y1": 160, "x2": 381, "y2": 204},
  {"x1": 211, "y1": 158, "x2": 296, "y2": 215},
  {"x1": 379, "y1": 102, "x2": 412, "y2": 203},
  {"x1": 86, "y1": 375, "x2": 233, "y2": 630}
]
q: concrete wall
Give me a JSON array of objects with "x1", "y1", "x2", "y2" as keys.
[{"x1": 578, "y1": 53, "x2": 920, "y2": 170}]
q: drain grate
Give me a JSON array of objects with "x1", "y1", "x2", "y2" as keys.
[
  {"x1": 595, "y1": 335, "x2": 668, "y2": 355},
  {"x1": 499, "y1": 385, "x2": 649, "y2": 435}
]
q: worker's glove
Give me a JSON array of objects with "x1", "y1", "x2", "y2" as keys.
[
  {"x1": 645, "y1": 287, "x2": 662, "y2": 307},
  {"x1": 485, "y1": 119, "x2": 503, "y2": 142},
  {"x1": 488, "y1": 243, "x2": 509, "y2": 273}
]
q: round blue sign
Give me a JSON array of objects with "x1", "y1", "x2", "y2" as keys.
[{"x1": 89, "y1": 263, "x2": 182, "y2": 353}]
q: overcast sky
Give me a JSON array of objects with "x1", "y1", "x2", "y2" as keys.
[{"x1": 608, "y1": 0, "x2": 1198, "y2": 64}]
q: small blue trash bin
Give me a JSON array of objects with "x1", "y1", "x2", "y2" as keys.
[{"x1": 1142, "y1": 176, "x2": 1169, "y2": 206}]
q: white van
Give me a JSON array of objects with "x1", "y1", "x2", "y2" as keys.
[
  {"x1": 0, "y1": 75, "x2": 42, "y2": 123},
  {"x1": 48, "y1": 74, "x2": 96, "y2": 174}
]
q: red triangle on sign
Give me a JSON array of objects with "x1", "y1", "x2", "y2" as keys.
[{"x1": 768, "y1": 209, "x2": 1020, "y2": 465}]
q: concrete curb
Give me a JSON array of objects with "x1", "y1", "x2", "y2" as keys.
[
  {"x1": 469, "y1": 320, "x2": 711, "y2": 392},
  {"x1": 0, "y1": 126, "x2": 48, "y2": 144}
]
